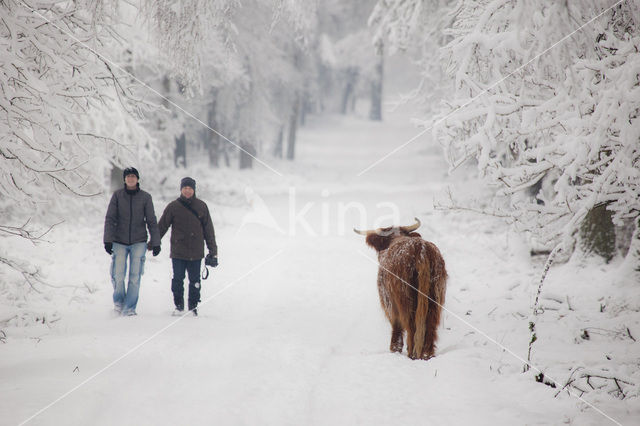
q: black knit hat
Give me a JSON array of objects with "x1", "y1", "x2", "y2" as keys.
[
  {"x1": 123, "y1": 167, "x2": 139, "y2": 180},
  {"x1": 181, "y1": 177, "x2": 196, "y2": 191}
]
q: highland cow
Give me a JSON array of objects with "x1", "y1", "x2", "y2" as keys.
[{"x1": 355, "y1": 218, "x2": 447, "y2": 360}]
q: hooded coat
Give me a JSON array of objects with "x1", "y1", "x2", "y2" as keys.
[{"x1": 158, "y1": 195, "x2": 217, "y2": 260}]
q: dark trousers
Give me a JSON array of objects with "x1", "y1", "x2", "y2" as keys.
[{"x1": 171, "y1": 258, "x2": 202, "y2": 310}]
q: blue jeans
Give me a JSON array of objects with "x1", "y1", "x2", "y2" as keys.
[
  {"x1": 171, "y1": 258, "x2": 201, "y2": 310},
  {"x1": 111, "y1": 242, "x2": 146, "y2": 315}
]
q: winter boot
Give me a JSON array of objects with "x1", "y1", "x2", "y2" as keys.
[
  {"x1": 171, "y1": 279, "x2": 185, "y2": 312},
  {"x1": 188, "y1": 302, "x2": 198, "y2": 317}
]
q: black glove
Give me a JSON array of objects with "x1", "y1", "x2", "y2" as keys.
[
  {"x1": 152, "y1": 246, "x2": 161, "y2": 256},
  {"x1": 104, "y1": 242, "x2": 113, "y2": 255},
  {"x1": 205, "y1": 253, "x2": 218, "y2": 268}
]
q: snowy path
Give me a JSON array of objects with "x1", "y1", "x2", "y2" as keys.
[{"x1": 2, "y1": 113, "x2": 636, "y2": 425}]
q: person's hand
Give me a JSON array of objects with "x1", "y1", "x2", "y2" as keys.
[
  {"x1": 205, "y1": 253, "x2": 218, "y2": 268},
  {"x1": 152, "y1": 246, "x2": 161, "y2": 257},
  {"x1": 104, "y1": 242, "x2": 113, "y2": 255}
]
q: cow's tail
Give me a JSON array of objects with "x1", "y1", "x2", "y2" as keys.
[
  {"x1": 413, "y1": 253, "x2": 445, "y2": 360},
  {"x1": 412, "y1": 255, "x2": 431, "y2": 359}
]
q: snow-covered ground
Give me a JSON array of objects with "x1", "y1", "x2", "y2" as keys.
[{"x1": 1, "y1": 108, "x2": 638, "y2": 425}]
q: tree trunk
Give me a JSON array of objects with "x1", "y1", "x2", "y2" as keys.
[
  {"x1": 300, "y1": 94, "x2": 307, "y2": 127},
  {"x1": 630, "y1": 218, "x2": 640, "y2": 272},
  {"x1": 205, "y1": 93, "x2": 221, "y2": 168},
  {"x1": 110, "y1": 165, "x2": 123, "y2": 192},
  {"x1": 174, "y1": 132, "x2": 186, "y2": 168},
  {"x1": 620, "y1": 216, "x2": 640, "y2": 282},
  {"x1": 350, "y1": 89, "x2": 357, "y2": 113},
  {"x1": 287, "y1": 93, "x2": 300, "y2": 160},
  {"x1": 341, "y1": 68, "x2": 357, "y2": 115},
  {"x1": 273, "y1": 124, "x2": 284, "y2": 158},
  {"x1": 369, "y1": 42, "x2": 384, "y2": 121},
  {"x1": 300, "y1": 85, "x2": 312, "y2": 127},
  {"x1": 156, "y1": 75, "x2": 172, "y2": 132},
  {"x1": 223, "y1": 149, "x2": 231, "y2": 167},
  {"x1": 615, "y1": 218, "x2": 636, "y2": 258},
  {"x1": 239, "y1": 141, "x2": 256, "y2": 169},
  {"x1": 579, "y1": 203, "x2": 616, "y2": 262}
]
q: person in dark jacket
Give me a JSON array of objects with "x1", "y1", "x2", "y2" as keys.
[
  {"x1": 103, "y1": 167, "x2": 161, "y2": 316},
  {"x1": 158, "y1": 177, "x2": 218, "y2": 316}
]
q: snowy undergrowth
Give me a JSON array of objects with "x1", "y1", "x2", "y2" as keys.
[{"x1": 531, "y1": 254, "x2": 640, "y2": 410}]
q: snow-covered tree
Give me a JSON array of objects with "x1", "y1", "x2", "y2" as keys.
[
  {"x1": 369, "y1": 0, "x2": 455, "y2": 112},
  {"x1": 230, "y1": 0, "x2": 313, "y2": 163},
  {"x1": 0, "y1": 0, "x2": 159, "y2": 293},
  {"x1": 375, "y1": 0, "x2": 640, "y2": 266},
  {"x1": 152, "y1": 0, "x2": 319, "y2": 166},
  {"x1": 433, "y1": 1, "x2": 640, "y2": 268},
  {"x1": 0, "y1": 1, "x2": 163, "y2": 223},
  {"x1": 317, "y1": 0, "x2": 386, "y2": 118},
  {"x1": 140, "y1": 0, "x2": 239, "y2": 92}
]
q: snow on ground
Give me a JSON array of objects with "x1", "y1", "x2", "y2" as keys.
[{"x1": 1, "y1": 108, "x2": 639, "y2": 425}]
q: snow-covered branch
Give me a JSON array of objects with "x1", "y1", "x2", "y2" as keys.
[
  {"x1": 1, "y1": 0, "x2": 152, "y2": 221},
  {"x1": 0, "y1": 219, "x2": 60, "y2": 242}
]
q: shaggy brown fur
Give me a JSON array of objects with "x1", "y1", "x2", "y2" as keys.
[{"x1": 360, "y1": 223, "x2": 447, "y2": 360}]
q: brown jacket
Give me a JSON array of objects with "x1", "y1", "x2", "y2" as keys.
[{"x1": 158, "y1": 195, "x2": 217, "y2": 260}]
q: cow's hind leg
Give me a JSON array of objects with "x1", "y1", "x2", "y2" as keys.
[
  {"x1": 406, "y1": 324, "x2": 417, "y2": 359},
  {"x1": 421, "y1": 291, "x2": 442, "y2": 360},
  {"x1": 390, "y1": 321, "x2": 403, "y2": 353}
]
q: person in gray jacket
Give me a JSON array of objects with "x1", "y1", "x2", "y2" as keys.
[{"x1": 103, "y1": 167, "x2": 161, "y2": 316}]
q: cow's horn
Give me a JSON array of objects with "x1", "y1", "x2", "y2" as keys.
[
  {"x1": 402, "y1": 217, "x2": 421, "y2": 232},
  {"x1": 353, "y1": 227, "x2": 369, "y2": 236}
]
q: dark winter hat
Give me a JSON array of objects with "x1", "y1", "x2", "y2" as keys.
[
  {"x1": 181, "y1": 177, "x2": 196, "y2": 191},
  {"x1": 123, "y1": 167, "x2": 139, "y2": 180}
]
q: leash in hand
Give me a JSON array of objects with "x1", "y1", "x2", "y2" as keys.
[{"x1": 202, "y1": 253, "x2": 218, "y2": 280}]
